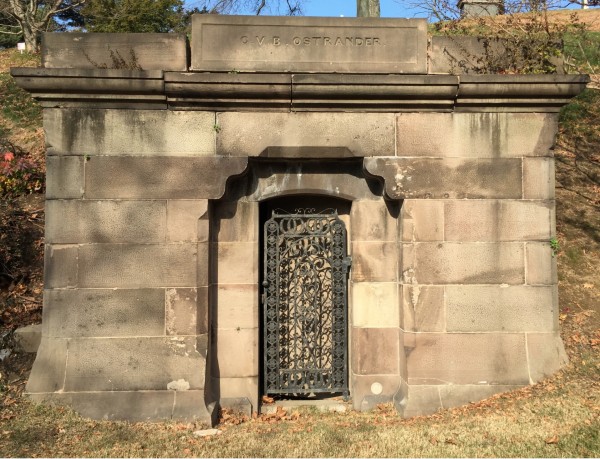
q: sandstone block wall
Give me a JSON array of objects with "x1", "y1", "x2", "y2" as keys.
[{"x1": 12, "y1": 23, "x2": 588, "y2": 423}]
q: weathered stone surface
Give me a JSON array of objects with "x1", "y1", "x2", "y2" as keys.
[
  {"x1": 402, "y1": 285, "x2": 445, "y2": 332},
  {"x1": 45, "y1": 156, "x2": 84, "y2": 199},
  {"x1": 64, "y1": 337, "x2": 206, "y2": 391},
  {"x1": 446, "y1": 286, "x2": 557, "y2": 332},
  {"x1": 351, "y1": 242, "x2": 398, "y2": 282},
  {"x1": 167, "y1": 200, "x2": 208, "y2": 242},
  {"x1": 166, "y1": 288, "x2": 198, "y2": 336},
  {"x1": 216, "y1": 242, "x2": 258, "y2": 285},
  {"x1": 217, "y1": 377, "x2": 259, "y2": 411},
  {"x1": 213, "y1": 201, "x2": 259, "y2": 242},
  {"x1": 26, "y1": 338, "x2": 68, "y2": 393},
  {"x1": 245, "y1": 170, "x2": 379, "y2": 201},
  {"x1": 350, "y1": 200, "x2": 398, "y2": 242},
  {"x1": 11, "y1": 67, "x2": 167, "y2": 109},
  {"x1": 401, "y1": 385, "x2": 442, "y2": 418},
  {"x1": 292, "y1": 74, "x2": 458, "y2": 111},
  {"x1": 42, "y1": 33, "x2": 188, "y2": 71},
  {"x1": 396, "y1": 113, "x2": 557, "y2": 157},
  {"x1": 404, "y1": 242, "x2": 524, "y2": 284},
  {"x1": 43, "y1": 289, "x2": 165, "y2": 338},
  {"x1": 77, "y1": 244, "x2": 197, "y2": 288},
  {"x1": 352, "y1": 328, "x2": 399, "y2": 375},
  {"x1": 215, "y1": 284, "x2": 258, "y2": 330},
  {"x1": 526, "y1": 242, "x2": 558, "y2": 285},
  {"x1": 14, "y1": 324, "x2": 42, "y2": 353},
  {"x1": 166, "y1": 73, "x2": 291, "y2": 110},
  {"x1": 216, "y1": 112, "x2": 394, "y2": 157},
  {"x1": 225, "y1": 159, "x2": 382, "y2": 201},
  {"x1": 523, "y1": 158, "x2": 555, "y2": 200},
  {"x1": 173, "y1": 391, "x2": 216, "y2": 422},
  {"x1": 215, "y1": 328, "x2": 258, "y2": 378},
  {"x1": 352, "y1": 283, "x2": 399, "y2": 328},
  {"x1": 365, "y1": 157, "x2": 522, "y2": 199},
  {"x1": 85, "y1": 157, "x2": 248, "y2": 199},
  {"x1": 402, "y1": 384, "x2": 522, "y2": 416},
  {"x1": 196, "y1": 287, "x2": 209, "y2": 335},
  {"x1": 527, "y1": 332, "x2": 568, "y2": 382},
  {"x1": 45, "y1": 200, "x2": 167, "y2": 244},
  {"x1": 401, "y1": 200, "x2": 444, "y2": 242},
  {"x1": 191, "y1": 15, "x2": 427, "y2": 73},
  {"x1": 439, "y1": 384, "x2": 521, "y2": 410},
  {"x1": 444, "y1": 200, "x2": 552, "y2": 241},
  {"x1": 456, "y1": 75, "x2": 590, "y2": 112},
  {"x1": 44, "y1": 245, "x2": 78, "y2": 289},
  {"x1": 44, "y1": 109, "x2": 216, "y2": 156},
  {"x1": 352, "y1": 374, "x2": 404, "y2": 411},
  {"x1": 406, "y1": 333, "x2": 529, "y2": 385}
]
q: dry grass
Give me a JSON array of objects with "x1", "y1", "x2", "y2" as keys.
[{"x1": 0, "y1": 345, "x2": 598, "y2": 458}]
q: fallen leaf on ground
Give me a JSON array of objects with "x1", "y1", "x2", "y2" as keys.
[{"x1": 545, "y1": 435, "x2": 559, "y2": 444}]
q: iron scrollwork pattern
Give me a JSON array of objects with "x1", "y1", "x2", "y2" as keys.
[{"x1": 263, "y1": 209, "x2": 350, "y2": 396}]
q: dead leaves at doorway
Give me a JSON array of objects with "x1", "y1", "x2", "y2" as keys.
[{"x1": 218, "y1": 405, "x2": 301, "y2": 427}]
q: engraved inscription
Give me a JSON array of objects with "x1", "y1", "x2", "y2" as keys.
[
  {"x1": 192, "y1": 16, "x2": 427, "y2": 73},
  {"x1": 240, "y1": 35, "x2": 382, "y2": 47}
]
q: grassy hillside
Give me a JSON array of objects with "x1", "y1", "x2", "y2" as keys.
[{"x1": 0, "y1": 31, "x2": 599, "y2": 457}]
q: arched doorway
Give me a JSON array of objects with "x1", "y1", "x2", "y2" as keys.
[{"x1": 260, "y1": 195, "x2": 352, "y2": 400}]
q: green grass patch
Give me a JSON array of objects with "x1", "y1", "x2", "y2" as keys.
[
  {"x1": 563, "y1": 30, "x2": 600, "y2": 72},
  {"x1": 0, "y1": 74, "x2": 41, "y2": 131}
]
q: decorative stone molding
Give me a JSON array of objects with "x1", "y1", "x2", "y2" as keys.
[{"x1": 11, "y1": 69, "x2": 590, "y2": 113}]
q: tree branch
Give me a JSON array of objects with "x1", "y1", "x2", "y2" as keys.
[{"x1": 255, "y1": 0, "x2": 266, "y2": 15}]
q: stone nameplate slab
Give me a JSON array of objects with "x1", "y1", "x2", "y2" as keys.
[{"x1": 191, "y1": 15, "x2": 427, "y2": 73}]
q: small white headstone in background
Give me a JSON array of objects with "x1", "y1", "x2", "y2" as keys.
[{"x1": 17, "y1": 42, "x2": 26, "y2": 53}]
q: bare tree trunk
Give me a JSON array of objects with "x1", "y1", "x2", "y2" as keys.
[
  {"x1": 22, "y1": 23, "x2": 37, "y2": 51},
  {"x1": 357, "y1": 0, "x2": 380, "y2": 17}
]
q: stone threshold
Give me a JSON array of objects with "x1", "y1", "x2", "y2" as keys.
[{"x1": 261, "y1": 397, "x2": 351, "y2": 414}]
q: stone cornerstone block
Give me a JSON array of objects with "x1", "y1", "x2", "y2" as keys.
[
  {"x1": 45, "y1": 156, "x2": 84, "y2": 199},
  {"x1": 526, "y1": 333, "x2": 568, "y2": 382},
  {"x1": 44, "y1": 245, "x2": 78, "y2": 289},
  {"x1": 26, "y1": 338, "x2": 68, "y2": 393},
  {"x1": 44, "y1": 109, "x2": 216, "y2": 156},
  {"x1": 42, "y1": 33, "x2": 188, "y2": 71},
  {"x1": 14, "y1": 324, "x2": 42, "y2": 353},
  {"x1": 191, "y1": 16, "x2": 427, "y2": 73}
]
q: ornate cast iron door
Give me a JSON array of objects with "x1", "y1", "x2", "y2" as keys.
[{"x1": 263, "y1": 209, "x2": 350, "y2": 397}]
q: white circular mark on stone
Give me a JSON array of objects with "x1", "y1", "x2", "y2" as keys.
[{"x1": 371, "y1": 382, "x2": 383, "y2": 395}]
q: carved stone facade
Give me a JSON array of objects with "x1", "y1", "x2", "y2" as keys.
[{"x1": 12, "y1": 16, "x2": 588, "y2": 424}]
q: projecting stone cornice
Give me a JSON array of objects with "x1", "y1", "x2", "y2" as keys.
[{"x1": 10, "y1": 68, "x2": 590, "y2": 113}]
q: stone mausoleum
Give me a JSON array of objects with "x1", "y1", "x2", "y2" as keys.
[{"x1": 12, "y1": 15, "x2": 588, "y2": 424}]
